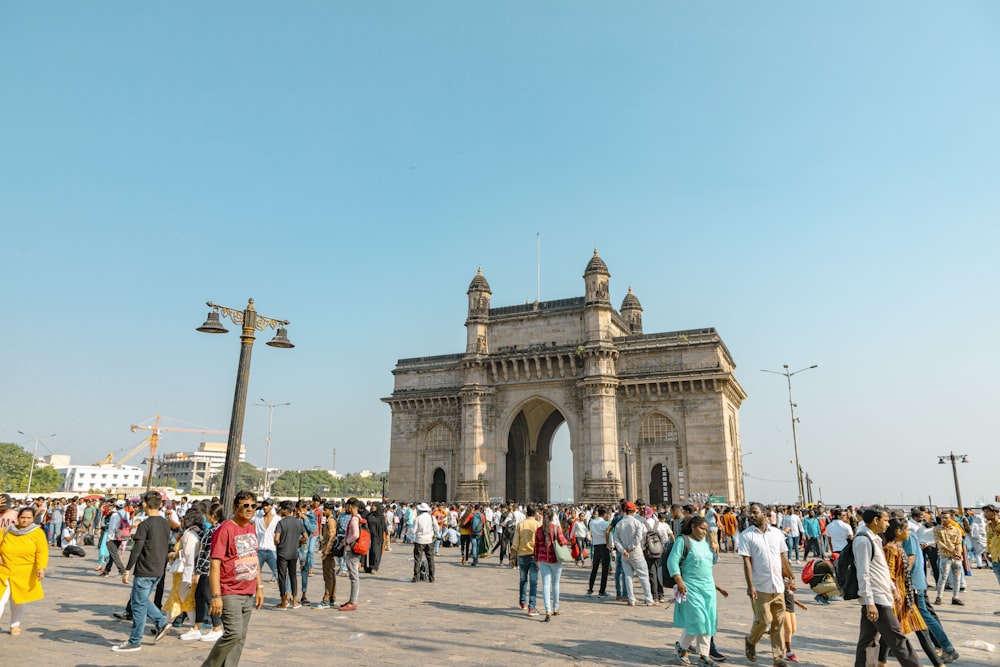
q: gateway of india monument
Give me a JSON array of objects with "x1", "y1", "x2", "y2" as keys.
[{"x1": 383, "y1": 250, "x2": 747, "y2": 506}]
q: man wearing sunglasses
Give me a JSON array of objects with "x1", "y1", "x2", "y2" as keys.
[{"x1": 201, "y1": 491, "x2": 264, "y2": 667}]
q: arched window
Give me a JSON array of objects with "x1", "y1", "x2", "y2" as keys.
[
  {"x1": 639, "y1": 414, "x2": 678, "y2": 444},
  {"x1": 425, "y1": 423, "x2": 454, "y2": 449}
]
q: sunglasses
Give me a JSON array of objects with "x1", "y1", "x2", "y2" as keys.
[{"x1": 238, "y1": 503, "x2": 255, "y2": 509}]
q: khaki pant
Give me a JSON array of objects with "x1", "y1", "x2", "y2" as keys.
[
  {"x1": 321, "y1": 553, "x2": 337, "y2": 603},
  {"x1": 747, "y1": 591, "x2": 785, "y2": 663}
]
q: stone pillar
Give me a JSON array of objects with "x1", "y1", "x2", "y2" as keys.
[
  {"x1": 578, "y1": 350, "x2": 623, "y2": 505},
  {"x1": 455, "y1": 386, "x2": 491, "y2": 503}
]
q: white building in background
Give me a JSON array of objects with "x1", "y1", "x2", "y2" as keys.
[
  {"x1": 157, "y1": 441, "x2": 245, "y2": 494},
  {"x1": 58, "y1": 463, "x2": 144, "y2": 493},
  {"x1": 42, "y1": 454, "x2": 72, "y2": 468}
]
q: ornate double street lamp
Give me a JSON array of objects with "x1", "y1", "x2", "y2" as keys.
[
  {"x1": 17, "y1": 431, "x2": 55, "y2": 496},
  {"x1": 620, "y1": 441, "x2": 633, "y2": 501},
  {"x1": 761, "y1": 364, "x2": 818, "y2": 506},
  {"x1": 198, "y1": 299, "x2": 293, "y2": 513},
  {"x1": 937, "y1": 452, "x2": 968, "y2": 511}
]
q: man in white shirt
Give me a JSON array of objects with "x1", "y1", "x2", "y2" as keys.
[
  {"x1": 738, "y1": 503, "x2": 794, "y2": 667},
  {"x1": 411, "y1": 503, "x2": 436, "y2": 583},
  {"x1": 254, "y1": 499, "x2": 279, "y2": 582},
  {"x1": 826, "y1": 508, "x2": 854, "y2": 555},
  {"x1": 586, "y1": 507, "x2": 611, "y2": 597},
  {"x1": 854, "y1": 507, "x2": 920, "y2": 667},
  {"x1": 781, "y1": 508, "x2": 804, "y2": 563}
]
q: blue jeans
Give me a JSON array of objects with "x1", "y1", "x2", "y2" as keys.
[
  {"x1": 539, "y1": 561, "x2": 563, "y2": 614},
  {"x1": 992, "y1": 561, "x2": 1000, "y2": 587},
  {"x1": 614, "y1": 551, "x2": 625, "y2": 597},
  {"x1": 258, "y1": 548, "x2": 278, "y2": 580},
  {"x1": 914, "y1": 589, "x2": 954, "y2": 653},
  {"x1": 786, "y1": 534, "x2": 801, "y2": 560},
  {"x1": 470, "y1": 535, "x2": 480, "y2": 565},
  {"x1": 518, "y1": 555, "x2": 538, "y2": 610},
  {"x1": 304, "y1": 535, "x2": 318, "y2": 572},
  {"x1": 128, "y1": 575, "x2": 165, "y2": 646}
]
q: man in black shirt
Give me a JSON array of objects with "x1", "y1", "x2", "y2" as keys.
[{"x1": 111, "y1": 490, "x2": 172, "y2": 653}]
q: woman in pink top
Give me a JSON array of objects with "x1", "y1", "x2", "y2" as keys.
[{"x1": 534, "y1": 508, "x2": 569, "y2": 622}]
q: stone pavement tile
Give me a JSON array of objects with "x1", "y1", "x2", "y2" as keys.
[{"x1": 2, "y1": 545, "x2": 999, "y2": 666}]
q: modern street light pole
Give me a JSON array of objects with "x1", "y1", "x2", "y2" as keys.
[
  {"x1": 761, "y1": 364, "x2": 818, "y2": 506},
  {"x1": 937, "y1": 452, "x2": 968, "y2": 511},
  {"x1": 17, "y1": 431, "x2": 55, "y2": 496},
  {"x1": 620, "y1": 441, "x2": 633, "y2": 501},
  {"x1": 256, "y1": 399, "x2": 290, "y2": 499},
  {"x1": 198, "y1": 299, "x2": 293, "y2": 513}
]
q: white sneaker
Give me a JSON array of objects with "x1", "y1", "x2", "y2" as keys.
[
  {"x1": 111, "y1": 641, "x2": 141, "y2": 652},
  {"x1": 179, "y1": 628, "x2": 203, "y2": 641},
  {"x1": 200, "y1": 629, "x2": 223, "y2": 642}
]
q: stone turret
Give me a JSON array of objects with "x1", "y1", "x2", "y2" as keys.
[
  {"x1": 582, "y1": 249, "x2": 613, "y2": 343},
  {"x1": 621, "y1": 286, "x2": 643, "y2": 335},
  {"x1": 465, "y1": 267, "x2": 491, "y2": 355}
]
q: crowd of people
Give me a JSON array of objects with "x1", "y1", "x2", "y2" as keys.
[{"x1": 0, "y1": 490, "x2": 997, "y2": 667}]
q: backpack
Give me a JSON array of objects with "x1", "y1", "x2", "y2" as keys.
[
  {"x1": 116, "y1": 510, "x2": 132, "y2": 540},
  {"x1": 352, "y1": 517, "x2": 371, "y2": 555},
  {"x1": 834, "y1": 533, "x2": 871, "y2": 601},
  {"x1": 675, "y1": 535, "x2": 692, "y2": 568},
  {"x1": 470, "y1": 512, "x2": 484, "y2": 536},
  {"x1": 801, "y1": 558, "x2": 816, "y2": 584},
  {"x1": 644, "y1": 527, "x2": 664, "y2": 558}
]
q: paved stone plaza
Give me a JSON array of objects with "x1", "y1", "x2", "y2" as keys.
[{"x1": 3, "y1": 545, "x2": 999, "y2": 666}]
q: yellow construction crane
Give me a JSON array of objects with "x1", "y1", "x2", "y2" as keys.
[
  {"x1": 130, "y1": 415, "x2": 227, "y2": 489},
  {"x1": 92, "y1": 438, "x2": 152, "y2": 466}
]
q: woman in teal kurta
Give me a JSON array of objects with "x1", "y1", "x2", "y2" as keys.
[{"x1": 667, "y1": 515, "x2": 728, "y2": 666}]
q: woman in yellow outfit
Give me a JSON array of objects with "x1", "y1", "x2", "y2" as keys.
[{"x1": 0, "y1": 506, "x2": 49, "y2": 635}]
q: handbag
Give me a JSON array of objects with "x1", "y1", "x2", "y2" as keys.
[{"x1": 551, "y1": 526, "x2": 574, "y2": 564}]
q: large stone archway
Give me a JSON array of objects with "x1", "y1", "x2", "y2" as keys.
[
  {"x1": 504, "y1": 398, "x2": 568, "y2": 503},
  {"x1": 383, "y1": 251, "x2": 747, "y2": 505}
]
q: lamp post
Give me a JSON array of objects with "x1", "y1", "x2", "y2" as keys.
[
  {"x1": 256, "y1": 399, "x2": 290, "y2": 499},
  {"x1": 380, "y1": 474, "x2": 388, "y2": 502},
  {"x1": 937, "y1": 452, "x2": 968, "y2": 511},
  {"x1": 761, "y1": 364, "x2": 818, "y2": 506},
  {"x1": 198, "y1": 299, "x2": 293, "y2": 513},
  {"x1": 17, "y1": 431, "x2": 55, "y2": 496},
  {"x1": 620, "y1": 441, "x2": 633, "y2": 501}
]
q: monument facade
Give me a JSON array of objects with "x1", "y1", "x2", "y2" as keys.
[{"x1": 383, "y1": 251, "x2": 747, "y2": 506}]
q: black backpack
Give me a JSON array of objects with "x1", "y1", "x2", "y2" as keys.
[
  {"x1": 644, "y1": 525, "x2": 664, "y2": 558},
  {"x1": 834, "y1": 533, "x2": 872, "y2": 601}
]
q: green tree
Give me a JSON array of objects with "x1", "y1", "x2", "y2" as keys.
[
  {"x1": 334, "y1": 474, "x2": 383, "y2": 498},
  {"x1": 209, "y1": 462, "x2": 264, "y2": 495},
  {"x1": 271, "y1": 470, "x2": 336, "y2": 498},
  {"x1": 0, "y1": 442, "x2": 62, "y2": 493},
  {"x1": 149, "y1": 475, "x2": 180, "y2": 488},
  {"x1": 0, "y1": 442, "x2": 33, "y2": 492},
  {"x1": 29, "y1": 466, "x2": 63, "y2": 493}
]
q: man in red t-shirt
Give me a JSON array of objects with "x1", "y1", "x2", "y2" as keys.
[{"x1": 202, "y1": 490, "x2": 263, "y2": 667}]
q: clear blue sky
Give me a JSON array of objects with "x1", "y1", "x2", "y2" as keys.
[{"x1": 3, "y1": 2, "x2": 997, "y2": 506}]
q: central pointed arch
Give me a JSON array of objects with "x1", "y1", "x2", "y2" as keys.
[{"x1": 503, "y1": 396, "x2": 572, "y2": 503}]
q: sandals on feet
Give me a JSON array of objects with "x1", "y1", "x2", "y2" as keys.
[{"x1": 675, "y1": 641, "x2": 692, "y2": 665}]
